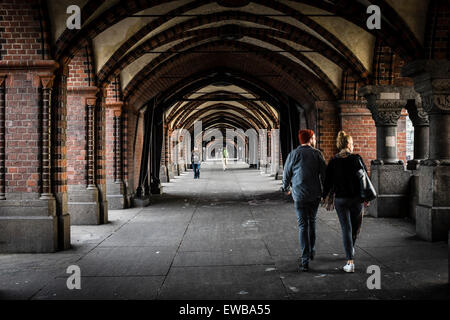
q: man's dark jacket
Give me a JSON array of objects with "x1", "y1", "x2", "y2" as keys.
[{"x1": 282, "y1": 145, "x2": 326, "y2": 204}]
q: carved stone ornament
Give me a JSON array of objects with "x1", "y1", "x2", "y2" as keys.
[
  {"x1": 367, "y1": 100, "x2": 405, "y2": 126},
  {"x1": 406, "y1": 100, "x2": 429, "y2": 126}
]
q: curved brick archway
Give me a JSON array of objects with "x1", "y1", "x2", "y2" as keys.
[{"x1": 1, "y1": 0, "x2": 449, "y2": 256}]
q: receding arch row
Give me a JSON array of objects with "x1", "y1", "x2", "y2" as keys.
[
  {"x1": 96, "y1": 11, "x2": 370, "y2": 86},
  {"x1": 99, "y1": 24, "x2": 344, "y2": 96},
  {"x1": 166, "y1": 91, "x2": 279, "y2": 130},
  {"x1": 54, "y1": 0, "x2": 422, "y2": 69},
  {"x1": 124, "y1": 40, "x2": 335, "y2": 108}
]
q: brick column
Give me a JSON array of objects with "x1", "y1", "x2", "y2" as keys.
[
  {"x1": 359, "y1": 86, "x2": 411, "y2": 218},
  {"x1": 0, "y1": 60, "x2": 60, "y2": 252},
  {"x1": 105, "y1": 103, "x2": 127, "y2": 209},
  {"x1": 86, "y1": 99, "x2": 96, "y2": 189},
  {"x1": 403, "y1": 60, "x2": 450, "y2": 241},
  {"x1": 66, "y1": 88, "x2": 102, "y2": 225},
  {"x1": 0, "y1": 75, "x2": 6, "y2": 200},
  {"x1": 39, "y1": 75, "x2": 55, "y2": 200}
]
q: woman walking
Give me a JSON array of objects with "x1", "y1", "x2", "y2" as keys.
[{"x1": 322, "y1": 131, "x2": 370, "y2": 273}]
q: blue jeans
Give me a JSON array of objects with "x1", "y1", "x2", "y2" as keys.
[
  {"x1": 334, "y1": 197, "x2": 363, "y2": 260},
  {"x1": 193, "y1": 163, "x2": 200, "y2": 179},
  {"x1": 295, "y1": 200, "x2": 320, "y2": 266}
]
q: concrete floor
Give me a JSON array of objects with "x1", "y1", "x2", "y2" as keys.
[{"x1": 0, "y1": 162, "x2": 448, "y2": 300}]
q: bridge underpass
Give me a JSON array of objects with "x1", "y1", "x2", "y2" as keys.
[
  {"x1": 0, "y1": 163, "x2": 447, "y2": 300},
  {"x1": 0, "y1": 0, "x2": 449, "y2": 303}
]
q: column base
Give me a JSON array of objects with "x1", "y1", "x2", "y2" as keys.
[
  {"x1": 160, "y1": 165, "x2": 169, "y2": 183},
  {"x1": 0, "y1": 196, "x2": 58, "y2": 253},
  {"x1": 368, "y1": 163, "x2": 411, "y2": 218},
  {"x1": 415, "y1": 163, "x2": 450, "y2": 241},
  {"x1": 416, "y1": 206, "x2": 450, "y2": 242},
  {"x1": 407, "y1": 159, "x2": 423, "y2": 170},
  {"x1": 132, "y1": 196, "x2": 150, "y2": 207},
  {"x1": 168, "y1": 164, "x2": 175, "y2": 179},
  {"x1": 151, "y1": 182, "x2": 163, "y2": 195},
  {"x1": 106, "y1": 181, "x2": 127, "y2": 210},
  {"x1": 0, "y1": 215, "x2": 58, "y2": 253},
  {"x1": 275, "y1": 167, "x2": 283, "y2": 180},
  {"x1": 58, "y1": 213, "x2": 71, "y2": 250},
  {"x1": 409, "y1": 170, "x2": 420, "y2": 221},
  {"x1": 68, "y1": 185, "x2": 101, "y2": 225}
]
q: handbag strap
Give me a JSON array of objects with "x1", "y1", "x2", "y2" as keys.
[{"x1": 357, "y1": 157, "x2": 368, "y2": 174}]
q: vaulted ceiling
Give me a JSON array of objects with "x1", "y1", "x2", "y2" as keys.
[{"x1": 47, "y1": 0, "x2": 428, "y2": 115}]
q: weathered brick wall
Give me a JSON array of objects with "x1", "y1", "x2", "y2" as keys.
[
  {"x1": 425, "y1": 0, "x2": 449, "y2": 60},
  {"x1": 3, "y1": 73, "x2": 41, "y2": 194},
  {"x1": 397, "y1": 110, "x2": 408, "y2": 164},
  {"x1": 105, "y1": 107, "x2": 115, "y2": 182},
  {"x1": 0, "y1": 0, "x2": 50, "y2": 61},
  {"x1": 316, "y1": 101, "x2": 339, "y2": 163},
  {"x1": 339, "y1": 103, "x2": 376, "y2": 170},
  {"x1": 66, "y1": 93, "x2": 87, "y2": 185},
  {"x1": 66, "y1": 48, "x2": 95, "y2": 186}
]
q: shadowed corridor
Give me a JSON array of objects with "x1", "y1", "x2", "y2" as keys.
[{"x1": 0, "y1": 163, "x2": 448, "y2": 300}]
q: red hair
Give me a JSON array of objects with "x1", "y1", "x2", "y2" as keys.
[{"x1": 298, "y1": 129, "x2": 315, "y2": 144}]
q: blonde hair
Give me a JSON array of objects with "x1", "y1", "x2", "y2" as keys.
[{"x1": 336, "y1": 131, "x2": 353, "y2": 151}]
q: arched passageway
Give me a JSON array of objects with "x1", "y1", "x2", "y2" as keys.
[{"x1": 0, "y1": 0, "x2": 449, "y2": 300}]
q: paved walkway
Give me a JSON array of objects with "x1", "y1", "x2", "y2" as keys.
[{"x1": 0, "y1": 162, "x2": 448, "y2": 300}]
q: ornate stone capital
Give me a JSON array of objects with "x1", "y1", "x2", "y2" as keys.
[
  {"x1": 86, "y1": 97, "x2": 97, "y2": 106},
  {"x1": 369, "y1": 100, "x2": 405, "y2": 126},
  {"x1": 402, "y1": 60, "x2": 450, "y2": 114},
  {"x1": 358, "y1": 85, "x2": 408, "y2": 126},
  {"x1": 405, "y1": 99, "x2": 429, "y2": 126},
  {"x1": 39, "y1": 74, "x2": 55, "y2": 89}
]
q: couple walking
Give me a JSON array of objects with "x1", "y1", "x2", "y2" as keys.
[{"x1": 282, "y1": 129, "x2": 371, "y2": 273}]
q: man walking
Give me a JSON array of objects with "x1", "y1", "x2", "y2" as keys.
[
  {"x1": 191, "y1": 147, "x2": 201, "y2": 179},
  {"x1": 281, "y1": 129, "x2": 326, "y2": 272}
]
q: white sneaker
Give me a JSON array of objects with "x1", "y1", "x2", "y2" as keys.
[{"x1": 343, "y1": 263, "x2": 355, "y2": 273}]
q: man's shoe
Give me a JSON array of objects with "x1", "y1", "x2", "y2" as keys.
[
  {"x1": 343, "y1": 263, "x2": 355, "y2": 273},
  {"x1": 299, "y1": 264, "x2": 309, "y2": 272}
]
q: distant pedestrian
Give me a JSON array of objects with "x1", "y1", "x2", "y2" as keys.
[
  {"x1": 191, "y1": 147, "x2": 201, "y2": 179},
  {"x1": 222, "y1": 148, "x2": 228, "y2": 170},
  {"x1": 281, "y1": 129, "x2": 326, "y2": 272},
  {"x1": 322, "y1": 131, "x2": 371, "y2": 273}
]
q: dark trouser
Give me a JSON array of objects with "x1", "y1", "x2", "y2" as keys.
[
  {"x1": 295, "y1": 199, "x2": 320, "y2": 266},
  {"x1": 193, "y1": 163, "x2": 200, "y2": 179},
  {"x1": 334, "y1": 197, "x2": 363, "y2": 260}
]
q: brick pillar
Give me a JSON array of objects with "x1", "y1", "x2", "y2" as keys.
[
  {"x1": 39, "y1": 75, "x2": 55, "y2": 200},
  {"x1": 0, "y1": 75, "x2": 5, "y2": 200},
  {"x1": 359, "y1": 86, "x2": 411, "y2": 218},
  {"x1": 0, "y1": 60, "x2": 60, "y2": 252},
  {"x1": 403, "y1": 60, "x2": 450, "y2": 241},
  {"x1": 105, "y1": 103, "x2": 127, "y2": 209},
  {"x1": 166, "y1": 127, "x2": 175, "y2": 179},
  {"x1": 66, "y1": 88, "x2": 102, "y2": 225}
]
